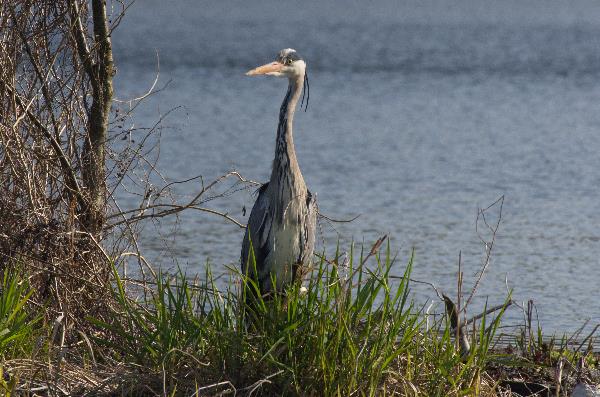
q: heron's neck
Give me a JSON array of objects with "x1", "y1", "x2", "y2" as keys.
[{"x1": 270, "y1": 74, "x2": 305, "y2": 194}]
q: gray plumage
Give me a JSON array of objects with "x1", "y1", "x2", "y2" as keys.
[{"x1": 241, "y1": 49, "x2": 317, "y2": 295}]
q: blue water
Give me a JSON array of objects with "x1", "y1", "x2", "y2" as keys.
[{"x1": 111, "y1": 0, "x2": 600, "y2": 334}]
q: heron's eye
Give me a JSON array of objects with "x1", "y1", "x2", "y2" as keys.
[{"x1": 285, "y1": 58, "x2": 292, "y2": 65}]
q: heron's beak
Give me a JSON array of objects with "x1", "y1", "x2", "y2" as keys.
[{"x1": 246, "y1": 61, "x2": 284, "y2": 76}]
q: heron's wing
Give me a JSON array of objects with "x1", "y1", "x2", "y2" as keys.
[
  {"x1": 241, "y1": 183, "x2": 272, "y2": 276},
  {"x1": 299, "y1": 189, "x2": 317, "y2": 267}
]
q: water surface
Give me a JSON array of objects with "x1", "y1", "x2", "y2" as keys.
[{"x1": 112, "y1": 0, "x2": 600, "y2": 334}]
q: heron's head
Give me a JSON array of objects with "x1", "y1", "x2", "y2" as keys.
[{"x1": 246, "y1": 48, "x2": 306, "y2": 79}]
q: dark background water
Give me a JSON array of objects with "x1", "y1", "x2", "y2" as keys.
[{"x1": 111, "y1": 0, "x2": 600, "y2": 333}]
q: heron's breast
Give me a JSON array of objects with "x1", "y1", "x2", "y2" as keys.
[{"x1": 263, "y1": 222, "x2": 302, "y2": 289}]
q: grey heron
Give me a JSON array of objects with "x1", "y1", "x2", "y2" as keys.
[{"x1": 240, "y1": 48, "x2": 317, "y2": 299}]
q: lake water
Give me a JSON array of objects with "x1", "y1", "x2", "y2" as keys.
[{"x1": 111, "y1": 0, "x2": 600, "y2": 334}]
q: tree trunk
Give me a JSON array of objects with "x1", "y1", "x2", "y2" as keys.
[{"x1": 75, "y1": 0, "x2": 114, "y2": 237}]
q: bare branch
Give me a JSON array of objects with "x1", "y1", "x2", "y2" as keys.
[
  {"x1": 0, "y1": 78, "x2": 86, "y2": 209},
  {"x1": 463, "y1": 195, "x2": 504, "y2": 310},
  {"x1": 317, "y1": 212, "x2": 361, "y2": 223},
  {"x1": 106, "y1": 171, "x2": 257, "y2": 230},
  {"x1": 107, "y1": 204, "x2": 246, "y2": 229},
  {"x1": 69, "y1": 0, "x2": 93, "y2": 77}
]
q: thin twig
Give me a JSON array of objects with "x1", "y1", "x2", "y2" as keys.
[
  {"x1": 463, "y1": 195, "x2": 504, "y2": 311},
  {"x1": 317, "y1": 212, "x2": 361, "y2": 223}
]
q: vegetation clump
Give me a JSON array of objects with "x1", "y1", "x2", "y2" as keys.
[{"x1": 1, "y1": 242, "x2": 596, "y2": 396}]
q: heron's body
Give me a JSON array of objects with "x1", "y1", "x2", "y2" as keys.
[{"x1": 241, "y1": 49, "x2": 317, "y2": 294}]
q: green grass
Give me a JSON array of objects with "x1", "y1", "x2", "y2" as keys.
[
  {"x1": 0, "y1": 267, "x2": 39, "y2": 359},
  {"x1": 87, "y1": 242, "x2": 507, "y2": 395},
  {"x1": 4, "y1": 241, "x2": 594, "y2": 396},
  {"x1": 0, "y1": 267, "x2": 41, "y2": 396}
]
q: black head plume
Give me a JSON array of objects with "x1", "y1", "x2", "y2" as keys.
[{"x1": 301, "y1": 70, "x2": 309, "y2": 112}]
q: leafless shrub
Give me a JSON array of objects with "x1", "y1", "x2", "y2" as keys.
[
  {"x1": 0, "y1": 0, "x2": 114, "y2": 324},
  {"x1": 0, "y1": 1, "x2": 255, "y2": 328}
]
